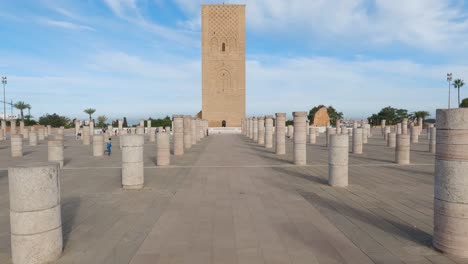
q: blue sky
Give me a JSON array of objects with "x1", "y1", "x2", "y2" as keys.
[{"x1": 1, "y1": 0, "x2": 468, "y2": 121}]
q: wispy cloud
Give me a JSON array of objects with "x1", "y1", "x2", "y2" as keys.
[
  {"x1": 173, "y1": 0, "x2": 468, "y2": 51},
  {"x1": 102, "y1": 0, "x2": 139, "y2": 17},
  {"x1": 40, "y1": 18, "x2": 95, "y2": 31}
]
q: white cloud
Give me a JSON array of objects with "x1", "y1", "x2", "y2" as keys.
[
  {"x1": 102, "y1": 0, "x2": 139, "y2": 17},
  {"x1": 7, "y1": 49, "x2": 467, "y2": 120},
  {"x1": 173, "y1": 0, "x2": 468, "y2": 51},
  {"x1": 40, "y1": 19, "x2": 95, "y2": 31}
]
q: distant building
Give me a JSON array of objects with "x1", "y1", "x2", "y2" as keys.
[{"x1": 0, "y1": 113, "x2": 18, "y2": 120}]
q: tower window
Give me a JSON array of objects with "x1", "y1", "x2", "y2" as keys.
[{"x1": 222, "y1": 43, "x2": 226, "y2": 52}]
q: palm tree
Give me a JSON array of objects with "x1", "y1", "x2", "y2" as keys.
[
  {"x1": 26, "y1": 104, "x2": 31, "y2": 116},
  {"x1": 453, "y1": 79, "x2": 465, "y2": 107},
  {"x1": 413, "y1": 111, "x2": 430, "y2": 121},
  {"x1": 84, "y1": 108, "x2": 96, "y2": 120},
  {"x1": 14, "y1": 101, "x2": 28, "y2": 120}
]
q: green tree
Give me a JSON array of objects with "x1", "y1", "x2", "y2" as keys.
[
  {"x1": 84, "y1": 108, "x2": 96, "y2": 120},
  {"x1": 150, "y1": 116, "x2": 172, "y2": 128},
  {"x1": 97, "y1": 115, "x2": 107, "y2": 128},
  {"x1": 111, "y1": 119, "x2": 119, "y2": 127},
  {"x1": 367, "y1": 106, "x2": 409, "y2": 126},
  {"x1": 39, "y1": 113, "x2": 71, "y2": 128},
  {"x1": 286, "y1": 120, "x2": 294, "y2": 126},
  {"x1": 123, "y1": 117, "x2": 128, "y2": 127},
  {"x1": 453, "y1": 79, "x2": 465, "y2": 107},
  {"x1": 327, "y1": 106, "x2": 344, "y2": 126},
  {"x1": 461, "y1": 98, "x2": 468, "y2": 108},
  {"x1": 14, "y1": 101, "x2": 28, "y2": 120},
  {"x1": 308, "y1": 105, "x2": 343, "y2": 126}
]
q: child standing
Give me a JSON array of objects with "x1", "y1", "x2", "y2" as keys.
[{"x1": 105, "y1": 138, "x2": 112, "y2": 156}]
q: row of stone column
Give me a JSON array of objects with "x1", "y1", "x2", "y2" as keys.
[
  {"x1": 9, "y1": 127, "x2": 64, "y2": 157},
  {"x1": 120, "y1": 115, "x2": 208, "y2": 190}
]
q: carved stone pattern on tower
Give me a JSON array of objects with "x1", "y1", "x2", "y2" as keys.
[{"x1": 202, "y1": 5, "x2": 246, "y2": 127}]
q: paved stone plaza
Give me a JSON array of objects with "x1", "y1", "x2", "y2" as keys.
[{"x1": 0, "y1": 130, "x2": 466, "y2": 264}]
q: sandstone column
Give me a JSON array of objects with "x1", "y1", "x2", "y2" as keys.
[
  {"x1": 253, "y1": 118, "x2": 258, "y2": 142},
  {"x1": 29, "y1": 132, "x2": 37, "y2": 146},
  {"x1": 156, "y1": 131, "x2": 170, "y2": 166},
  {"x1": 136, "y1": 126, "x2": 144, "y2": 135},
  {"x1": 38, "y1": 128, "x2": 45, "y2": 141},
  {"x1": 433, "y1": 108, "x2": 468, "y2": 257},
  {"x1": 89, "y1": 121, "x2": 94, "y2": 135},
  {"x1": 191, "y1": 118, "x2": 197, "y2": 145},
  {"x1": 326, "y1": 127, "x2": 336, "y2": 147},
  {"x1": 23, "y1": 128, "x2": 29, "y2": 140},
  {"x1": 183, "y1": 115, "x2": 192, "y2": 149},
  {"x1": 395, "y1": 134, "x2": 410, "y2": 164},
  {"x1": 362, "y1": 125, "x2": 368, "y2": 144},
  {"x1": 118, "y1": 119, "x2": 123, "y2": 133},
  {"x1": 396, "y1": 123, "x2": 402, "y2": 135},
  {"x1": 55, "y1": 133, "x2": 64, "y2": 141},
  {"x1": 402, "y1": 118, "x2": 408, "y2": 134},
  {"x1": 199, "y1": 119, "x2": 205, "y2": 140},
  {"x1": 148, "y1": 128, "x2": 155, "y2": 142},
  {"x1": 427, "y1": 124, "x2": 434, "y2": 140},
  {"x1": 121, "y1": 135, "x2": 144, "y2": 190},
  {"x1": 75, "y1": 120, "x2": 80, "y2": 137},
  {"x1": 11, "y1": 135, "x2": 23, "y2": 157},
  {"x1": 173, "y1": 115, "x2": 184, "y2": 156},
  {"x1": 275, "y1": 113, "x2": 286, "y2": 155},
  {"x1": 293, "y1": 112, "x2": 307, "y2": 165},
  {"x1": 258, "y1": 117, "x2": 265, "y2": 145},
  {"x1": 8, "y1": 163, "x2": 63, "y2": 264},
  {"x1": 429, "y1": 127, "x2": 436, "y2": 154},
  {"x1": 341, "y1": 125, "x2": 348, "y2": 135},
  {"x1": 388, "y1": 132, "x2": 396, "y2": 148},
  {"x1": 309, "y1": 127, "x2": 316, "y2": 144},
  {"x1": 384, "y1": 127, "x2": 391, "y2": 141},
  {"x1": 352, "y1": 128, "x2": 363, "y2": 154},
  {"x1": 82, "y1": 126, "x2": 90, "y2": 145},
  {"x1": 287, "y1": 125, "x2": 294, "y2": 139},
  {"x1": 410, "y1": 126, "x2": 419, "y2": 143},
  {"x1": 265, "y1": 115, "x2": 273, "y2": 148},
  {"x1": 1, "y1": 120, "x2": 5, "y2": 135},
  {"x1": 48, "y1": 140, "x2": 64, "y2": 167},
  {"x1": 93, "y1": 135, "x2": 104, "y2": 157},
  {"x1": 10, "y1": 121, "x2": 16, "y2": 135},
  {"x1": 147, "y1": 120, "x2": 151, "y2": 132},
  {"x1": 366, "y1": 124, "x2": 372, "y2": 138},
  {"x1": 196, "y1": 119, "x2": 201, "y2": 142},
  {"x1": 139, "y1": 120, "x2": 144, "y2": 127},
  {"x1": 0, "y1": 129, "x2": 4, "y2": 141},
  {"x1": 418, "y1": 117, "x2": 423, "y2": 134},
  {"x1": 381, "y1": 119, "x2": 386, "y2": 135},
  {"x1": 336, "y1": 119, "x2": 341, "y2": 134},
  {"x1": 329, "y1": 134, "x2": 349, "y2": 187},
  {"x1": 19, "y1": 120, "x2": 24, "y2": 135}
]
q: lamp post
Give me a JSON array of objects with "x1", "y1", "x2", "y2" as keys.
[
  {"x1": 447, "y1": 73, "x2": 452, "y2": 109},
  {"x1": 1, "y1": 76, "x2": 6, "y2": 120}
]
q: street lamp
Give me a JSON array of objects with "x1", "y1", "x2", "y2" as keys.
[
  {"x1": 1, "y1": 76, "x2": 6, "y2": 120},
  {"x1": 447, "y1": 73, "x2": 453, "y2": 109}
]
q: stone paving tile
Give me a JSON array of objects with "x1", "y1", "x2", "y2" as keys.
[{"x1": 0, "y1": 132, "x2": 465, "y2": 263}]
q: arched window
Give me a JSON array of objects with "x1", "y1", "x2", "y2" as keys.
[{"x1": 222, "y1": 43, "x2": 226, "y2": 52}]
